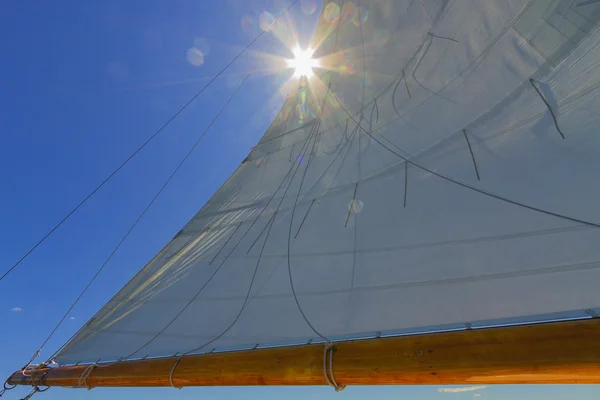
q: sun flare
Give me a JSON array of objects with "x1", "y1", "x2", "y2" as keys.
[{"x1": 287, "y1": 47, "x2": 320, "y2": 78}]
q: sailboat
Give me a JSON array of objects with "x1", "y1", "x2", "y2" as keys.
[{"x1": 5, "y1": 0, "x2": 600, "y2": 395}]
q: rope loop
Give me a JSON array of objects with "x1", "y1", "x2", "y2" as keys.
[
  {"x1": 77, "y1": 362, "x2": 98, "y2": 390},
  {"x1": 21, "y1": 350, "x2": 41, "y2": 377},
  {"x1": 323, "y1": 343, "x2": 345, "y2": 392},
  {"x1": 169, "y1": 357, "x2": 183, "y2": 390},
  {"x1": 1, "y1": 379, "x2": 17, "y2": 397}
]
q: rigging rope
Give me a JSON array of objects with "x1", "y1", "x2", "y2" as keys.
[
  {"x1": 0, "y1": 380, "x2": 17, "y2": 397},
  {"x1": 0, "y1": 0, "x2": 299, "y2": 283},
  {"x1": 169, "y1": 357, "x2": 182, "y2": 389},
  {"x1": 20, "y1": 3, "x2": 300, "y2": 368},
  {"x1": 323, "y1": 344, "x2": 345, "y2": 392},
  {"x1": 52, "y1": 35, "x2": 283, "y2": 363},
  {"x1": 77, "y1": 362, "x2": 97, "y2": 390}
]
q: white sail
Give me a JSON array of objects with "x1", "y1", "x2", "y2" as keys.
[{"x1": 55, "y1": 0, "x2": 600, "y2": 365}]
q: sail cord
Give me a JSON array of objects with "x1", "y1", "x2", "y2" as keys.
[
  {"x1": 285, "y1": 87, "x2": 335, "y2": 344},
  {"x1": 329, "y1": 89, "x2": 600, "y2": 229},
  {"x1": 179, "y1": 82, "x2": 327, "y2": 357},
  {"x1": 169, "y1": 357, "x2": 182, "y2": 389},
  {"x1": 284, "y1": 0, "x2": 349, "y2": 347},
  {"x1": 183, "y1": 80, "x2": 331, "y2": 357},
  {"x1": 323, "y1": 345, "x2": 345, "y2": 392},
  {"x1": 529, "y1": 78, "x2": 566, "y2": 139}
]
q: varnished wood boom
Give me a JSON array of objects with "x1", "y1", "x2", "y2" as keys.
[{"x1": 8, "y1": 319, "x2": 600, "y2": 388}]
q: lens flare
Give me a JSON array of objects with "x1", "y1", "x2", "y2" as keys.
[{"x1": 287, "y1": 47, "x2": 320, "y2": 78}]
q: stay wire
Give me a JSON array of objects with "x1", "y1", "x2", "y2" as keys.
[
  {"x1": 0, "y1": 0, "x2": 299, "y2": 283},
  {"x1": 42, "y1": 32, "x2": 286, "y2": 364}
]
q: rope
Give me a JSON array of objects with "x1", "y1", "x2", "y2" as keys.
[
  {"x1": 283, "y1": 0, "x2": 349, "y2": 347},
  {"x1": 323, "y1": 345, "x2": 345, "y2": 392},
  {"x1": 20, "y1": 387, "x2": 39, "y2": 400},
  {"x1": 0, "y1": 0, "x2": 299, "y2": 284},
  {"x1": 462, "y1": 129, "x2": 481, "y2": 181},
  {"x1": 180, "y1": 79, "x2": 333, "y2": 357},
  {"x1": 77, "y1": 362, "x2": 97, "y2": 390},
  {"x1": 20, "y1": 350, "x2": 41, "y2": 376},
  {"x1": 0, "y1": 380, "x2": 17, "y2": 397},
  {"x1": 329, "y1": 89, "x2": 600, "y2": 229},
  {"x1": 427, "y1": 32, "x2": 459, "y2": 43},
  {"x1": 169, "y1": 357, "x2": 182, "y2": 389},
  {"x1": 530, "y1": 78, "x2": 566, "y2": 139},
  {"x1": 18, "y1": 385, "x2": 49, "y2": 400}
]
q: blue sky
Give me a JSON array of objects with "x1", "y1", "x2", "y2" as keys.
[{"x1": 0, "y1": 1, "x2": 598, "y2": 399}]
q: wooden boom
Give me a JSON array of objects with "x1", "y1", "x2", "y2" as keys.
[{"x1": 8, "y1": 318, "x2": 600, "y2": 388}]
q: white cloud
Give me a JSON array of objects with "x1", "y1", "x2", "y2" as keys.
[
  {"x1": 69, "y1": 317, "x2": 76, "y2": 320},
  {"x1": 438, "y1": 386, "x2": 487, "y2": 393},
  {"x1": 10, "y1": 307, "x2": 22, "y2": 312},
  {"x1": 474, "y1": 394, "x2": 482, "y2": 397}
]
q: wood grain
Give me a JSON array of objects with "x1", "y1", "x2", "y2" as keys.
[{"x1": 9, "y1": 319, "x2": 600, "y2": 388}]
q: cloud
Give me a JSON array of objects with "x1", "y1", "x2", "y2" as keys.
[
  {"x1": 438, "y1": 386, "x2": 487, "y2": 393},
  {"x1": 474, "y1": 394, "x2": 482, "y2": 397},
  {"x1": 10, "y1": 307, "x2": 22, "y2": 312},
  {"x1": 69, "y1": 317, "x2": 76, "y2": 320}
]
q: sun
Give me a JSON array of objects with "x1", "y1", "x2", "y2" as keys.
[{"x1": 287, "y1": 47, "x2": 319, "y2": 78}]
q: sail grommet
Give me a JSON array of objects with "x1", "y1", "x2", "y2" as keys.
[
  {"x1": 169, "y1": 357, "x2": 182, "y2": 390},
  {"x1": 323, "y1": 344, "x2": 345, "y2": 392}
]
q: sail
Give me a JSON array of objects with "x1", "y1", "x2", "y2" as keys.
[{"x1": 54, "y1": 0, "x2": 600, "y2": 365}]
